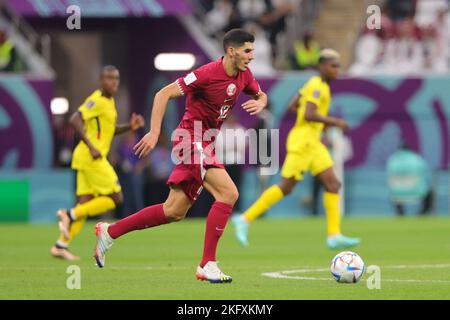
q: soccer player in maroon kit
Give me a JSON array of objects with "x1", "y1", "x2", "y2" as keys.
[{"x1": 93, "y1": 29, "x2": 268, "y2": 283}]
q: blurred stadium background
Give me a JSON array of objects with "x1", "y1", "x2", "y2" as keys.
[{"x1": 0, "y1": 0, "x2": 449, "y2": 225}]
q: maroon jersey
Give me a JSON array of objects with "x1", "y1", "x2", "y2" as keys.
[
  {"x1": 168, "y1": 57, "x2": 261, "y2": 202},
  {"x1": 176, "y1": 57, "x2": 261, "y2": 135}
]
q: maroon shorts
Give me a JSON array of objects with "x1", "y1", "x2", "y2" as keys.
[{"x1": 166, "y1": 140, "x2": 224, "y2": 202}]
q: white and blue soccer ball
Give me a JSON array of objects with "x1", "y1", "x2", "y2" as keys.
[{"x1": 330, "y1": 251, "x2": 365, "y2": 283}]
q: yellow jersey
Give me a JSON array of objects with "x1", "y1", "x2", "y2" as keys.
[
  {"x1": 287, "y1": 76, "x2": 331, "y2": 152},
  {"x1": 71, "y1": 90, "x2": 117, "y2": 170}
]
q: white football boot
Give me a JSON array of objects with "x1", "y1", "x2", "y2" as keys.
[
  {"x1": 196, "y1": 261, "x2": 232, "y2": 283},
  {"x1": 94, "y1": 222, "x2": 113, "y2": 268}
]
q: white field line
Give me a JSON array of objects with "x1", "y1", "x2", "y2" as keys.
[
  {"x1": 262, "y1": 264, "x2": 450, "y2": 284},
  {"x1": 0, "y1": 266, "x2": 181, "y2": 271},
  {"x1": 0, "y1": 265, "x2": 297, "y2": 271},
  {"x1": 3, "y1": 263, "x2": 450, "y2": 284}
]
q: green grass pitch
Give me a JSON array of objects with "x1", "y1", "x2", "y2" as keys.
[{"x1": 1, "y1": 216, "x2": 450, "y2": 299}]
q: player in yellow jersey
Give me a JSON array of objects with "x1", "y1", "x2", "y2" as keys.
[
  {"x1": 50, "y1": 65, "x2": 145, "y2": 260},
  {"x1": 232, "y1": 49, "x2": 360, "y2": 249}
]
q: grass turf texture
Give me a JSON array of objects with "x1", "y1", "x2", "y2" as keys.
[{"x1": 1, "y1": 216, "x2": 449, "y2": 299}]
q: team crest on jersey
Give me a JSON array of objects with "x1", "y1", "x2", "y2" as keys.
[
  {"x1": 86, "y1": 100, "x2": 95, "y2": 109},
  {"x1": 313, "y1": 90, "x2": 321, "y2": 99},
  {"x1": 226, "y1": 83, "x2": 237, "y2": 96}
]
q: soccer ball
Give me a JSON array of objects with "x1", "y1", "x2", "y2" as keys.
[{"x1": 330, "y1": 251, "x2": 365, "y2": 283}]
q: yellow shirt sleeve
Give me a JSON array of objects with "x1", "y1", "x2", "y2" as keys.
[
  {"x1": 302, "y1": 77, "x2": 323, "y2": 107},
  {"x1": 78, "y1": 97, "x2": 104, "y2": 120}
]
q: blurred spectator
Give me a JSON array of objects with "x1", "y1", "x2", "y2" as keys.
[
  {"x1": 349, "y1": 7, "x2": 395, "y2": 75},
  {"x1": 115, "y1": 131, "x2": 145, "y2": 218},
  {"x1": 351, "y1": 0, "x2": 450, "y2": 74},
  {"x1": 290, "y1": 31, "x2": 320, "y2": 70},
  {"x1": 415, "y1": 0, "x2": 449, "y2": 26},
  {"x1": 204, "y1": 0, "x2": 234, "y2": 36},
  {"x1": 388, "y1": 0, "x2": 417, "y2": 21},
  {"x1": 382, "y1": 17, "x2": 424, "y2": 74},
  {"x1": 197, "y1": 0, "x2": 215, "y2": 12},
  {"x1": 215, "y1": 114, "x2": 247, "y2": 211},
  {"x1": 237, "y1": 0, "x2": 269, "y2": 21},
  {"x1": 197, "y1": 0, "x2": 297, "y2": 69},
  {"x1": 258, "y1": 0, "x2": 296, "y2": 60},
  {"x1": 386, "y1": 144, "x2": 433, "y2": 216},
  {"x1": 0, "y1": 29, "x2": 22, "y2": 72},
  {"x1": 244, "y1": 22, "x2": 276, "y2": 75},
  {"x1": 53, "y1": 114, "x2": 75, "y2": 168},
  {"x1": 349, "y1": 29, "x2": 385, "y2": 75},
  {"x1": 422, "y1": 8, "x2": 450, "y2": 73}
]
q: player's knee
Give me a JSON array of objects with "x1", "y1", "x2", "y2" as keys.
[
  {"x1": 167, "y1": 213, "x2": 186, "y2": 222},
  {"x1": 279, "y1": 184, "x2": 293, "y2": 195},
  {"x1": 163, "y1": 202, "x2": 189, "y2": 222},
  {"x1": 217, "y1": 187, "x2": 239, "y2": 205},
  {"x1": 279, "y1": 182, "x2": 294, "y2": 195},
  {"x1": 229, "y1": 188, "x2": 240, "y2": 204},
  {"x1": 112, "y1": 192, "x2": 124, "y2": 206},
  {"x1": 325, "y1": 180, "x2": 341, "y2": 193}
]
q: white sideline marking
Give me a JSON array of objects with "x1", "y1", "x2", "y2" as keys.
[{"x1": 262, "y1": 264, "x2": 450, "y2": 284}]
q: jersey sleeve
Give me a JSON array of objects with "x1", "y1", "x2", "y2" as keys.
[
  {"x1": 175, "y1": 65, "x2": 210, "y2": 95},
  {"x1": 303, "y1": 78, "x2": 322, "y2": 107},
  {"x1": 78, "y1": 97, "x2": 104, "y2": 120},
  {"x1": 243, "y1": 70, "x2": 262, "y2": 96}
]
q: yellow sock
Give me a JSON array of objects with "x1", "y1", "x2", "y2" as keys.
[
  {"x1": 323, "y1": 192, "x2": 341, "y2": 236},
  {"x1": 73, "y1": 196, "x2": 116, "y2": 220},
  {"x1": 243, "y1": 185, "x2": 284, "y2": 222},
  {"x1": 57, "y1": 217, "x2": 87, "y2": 246}
]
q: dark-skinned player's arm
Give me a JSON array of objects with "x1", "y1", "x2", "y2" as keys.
[
  {"x1": 288, "y1": 94, "x2": 301, "y2": 113},
  {"x1": 242, "y1": 91, "x2": 268, "y2": 116},
  {"x1": 134, "y1": 82, "x2": 182, "y2": 158},
  {"x1": 304, "y1": 101, "x2": 348, "y2": 132},
  {"x1": 114, "y1": 113, "x2": 145, "y2": 136},
  {"x1": 69, "y1": 111, "x2": 102, "y2": 159}
]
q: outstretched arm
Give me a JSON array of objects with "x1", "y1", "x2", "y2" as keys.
[
  {"x1": 304, "y1": 101, "x2": 348, "y2": 131},
  {"x1": 115, "y1": 113, "x2": 145, "y2": 135},
  {"x1": 133, "y1": 82, "x2": 182, "y2": 158},
  {"x1": 242, "y1": 91, "x2": 268, "y2": 116},
  {"x1": 70, "y1": 111, "x2": 102, "y2": 159}
]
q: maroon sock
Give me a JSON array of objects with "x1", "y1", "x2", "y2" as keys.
[
  {"x1": 107, "y1": 203, "x2": 168, "y2": 239},
  {"x1": 200, "y1": 201, "x2": 233, "y2": 267}
]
